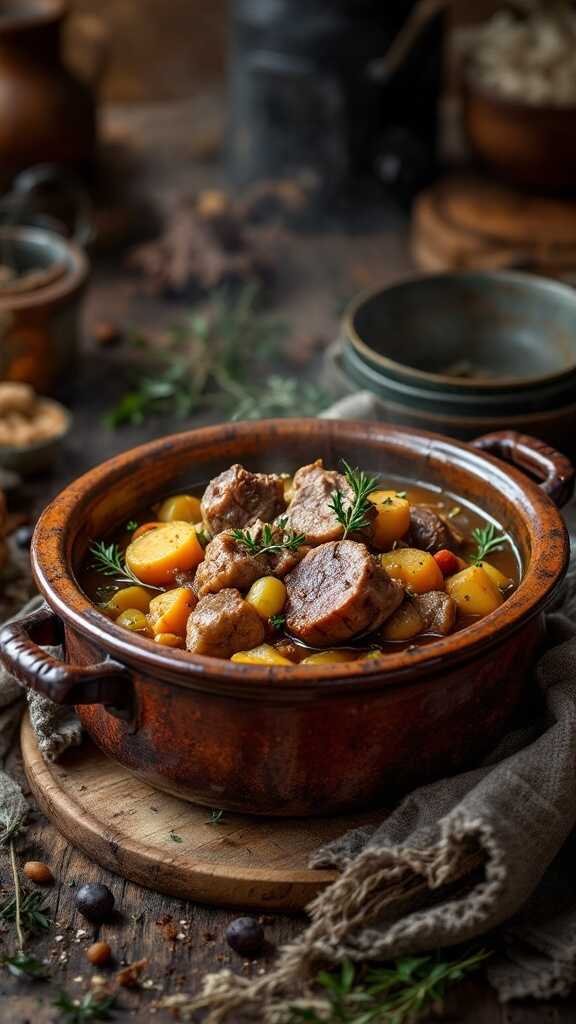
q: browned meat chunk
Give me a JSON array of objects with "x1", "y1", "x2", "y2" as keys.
[
  {"x1": 413, "y1": 591, "x2": 457, "y2": 636},
  {"x1": 193, "y1": 519, "x2": 308, "y2": 597},
  {"x1": 285, "y1": 540, "x2": 403, "y2": 647},
  {"x1": 186, "y1": 588, "x2": 265, "y2": 658},
  {"x1": 409, "y1": 507, "x2": 460, "y2": 554},
  {"x1": 201, "y1": 464, "x2": 285, "y2": 536},
  {"x1": 193, "y1": 530, "x2": 269, "y2": 597},
  {"x1": 283, "y1": 460, "x2": 375, "y2": 546}
]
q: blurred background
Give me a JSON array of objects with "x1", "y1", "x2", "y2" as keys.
[{"x1": 2, "y1": 0, "x2": 576, "y2": 525}]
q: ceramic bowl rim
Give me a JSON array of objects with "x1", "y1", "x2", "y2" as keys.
[
  {"x1": 30, "y1": 419, "x2": 570, "y2": 693},
  {"x1": 344, "y1": 270, "x2": 576, "y2": 393}
]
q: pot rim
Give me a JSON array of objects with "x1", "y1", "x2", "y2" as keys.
[
  {"x1": 0, "y1": 226, "x2": 88, "y2": 309},
  {"x1": 31, "y1": 419, "x2": 569, "y2": 692},
  {"x1": 344, "y1": 270, "x2": 576, "y2": 393}
]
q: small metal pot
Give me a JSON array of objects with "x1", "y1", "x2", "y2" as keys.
[{"x1": 0, "y1": 420, "x2": 572, "y2": 816}]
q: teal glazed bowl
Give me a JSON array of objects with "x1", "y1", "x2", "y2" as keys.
[{"x1": 340, "y1": 271, "x2": 576, "y2": 452}]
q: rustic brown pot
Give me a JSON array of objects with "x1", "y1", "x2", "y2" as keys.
[
  {"x1": 0, "y1": 421, "x2": 573, "y2": 816},
  {"x1": 463, "y1": 80, "x2": 576, "y2": 192},
  {"x1": 0, "y1": 0, "x2": 96, "y2": 177}
]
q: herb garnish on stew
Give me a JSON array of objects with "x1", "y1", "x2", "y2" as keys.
[{"x1": 329, "y1": 460, "x2": 380, "y2": 539}]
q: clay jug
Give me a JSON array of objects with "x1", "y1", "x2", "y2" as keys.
[{"x1": 0, "y1": 0, "x2": 96, "y2": 181}]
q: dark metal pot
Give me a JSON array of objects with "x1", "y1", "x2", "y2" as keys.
[{"x1": 0, "y1": 420, "x2": 572, "y2": 816}]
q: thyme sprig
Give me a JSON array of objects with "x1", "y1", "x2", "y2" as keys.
[
  {"x1": 269, "y1": 613, "x2": 286, "y2": 630},
  {"x1": 289, "y1": 949, "x2": 490, "y2": 1024},
  {"x1": 89, "y1": 540, "x2": 141, "y2": 586},
  {"x1": 329, "y1": 460, "x2": 380, "y2": 539},
  {"x1": 472, "y1": 523, "x2": 508, "y2": 565},
  {"x1": 231, "y1": 518, "x2": 305, "y2": 557}
]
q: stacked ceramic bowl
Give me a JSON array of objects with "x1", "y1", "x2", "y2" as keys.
[{"x1": 336, "y1": 271, "x2": 576, "y2": 453}]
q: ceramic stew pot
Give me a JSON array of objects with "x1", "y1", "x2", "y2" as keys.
[{"x1": 1, "y1": 421, "x2": 573, "y2": 817}]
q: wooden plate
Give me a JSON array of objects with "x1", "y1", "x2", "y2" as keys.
[{"x1": 21, "y1": 715, "x2": 383, "y2": 912}]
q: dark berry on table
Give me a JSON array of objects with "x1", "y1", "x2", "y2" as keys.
[
  {"x1": 14, "y1": 524, "x2": 34, "y2": 549},
  {"x1": 225, "y1": 916, "x2": 265, "y2": 957},
  {"x1": 75, "y1": 883, "x2": 115, "y2": 922}
]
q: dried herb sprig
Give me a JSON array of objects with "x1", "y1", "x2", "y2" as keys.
[
  {"x1": 207, "y1": 808, "x2": 225, "y2": 826},
  {"x1": 231, "y1": 518, "x2": 305, "y2": 557},
  {"x1": 0, "y1": 887, "x2": 51, "y2": 937},
  {"x1": 472, "y1": 523, "x2": 508, "y2": 565},
  {"x1": 329, "y1": 461, "x2": 380, "y2": 539},
  {"x1": 289, "y1": 949, "x2": 490, "y2": 1024},
  {"x1": 1, "y1": 951, "x2": 49, "y2": 979}
]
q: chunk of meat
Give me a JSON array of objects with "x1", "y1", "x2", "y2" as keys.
[
  {"x1": 186, "y1": 588, "x2": 265, "y2": 658},
  {"x1": 283, "y1": 460, "x2": 375, "y2": 546},
  {"x1": 193, "y1": 530, "x2": 269, "y2": 597},
  {"x1": 193, "y1": 519, "x2": 308, "y2": 597},
  {"x1": 201, "y1": 464, "x2": 285, "y2": 536},
  {"x1": 409, "y1": 507, "x2": 461, "y2": 554},
  {"x1": 413, "y1": 591, "x2": 457, "y2": 636},
  {"x1": 285, "y1": 540, "x2": 403, "y2": 647}
]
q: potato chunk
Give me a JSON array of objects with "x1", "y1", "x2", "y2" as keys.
[
  {"x1": 381, "y1": 599, "x2": 425, "y2": 642},
  {"x1": 381, "y1": 548, "x2": 444, "y2": 594},
  {"x1": 148, "y1": 587, "x2": 197, "y2": 636},
  {"x1": 126, "y1": 521, "x2": 204, "y2": 586},
  {"x1": 446, "y1": 565, "x2": 503, "y2": 618},
  {"x1": 245, "y1": 577, "x2": 287, "y2": 620},
  {"x1": 231, "y1": 643, "x2": 293, "y2": 665},
  {"x1": 105, "y1": 586, "x2": 152, "y2": 616},
  {"x1": 158, "y1": 494, "x2": 202, "y2": 523},
  {"x1": 368, "y1": 490, "x2": 411, "y2": 550}
]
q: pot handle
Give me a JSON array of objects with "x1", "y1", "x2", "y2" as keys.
[
  {"x1": 0, "y1": 602, "x2": 132, "y2": 710},
  {"x1": 471, "y1": 431, "x2": 575, "y2": 509}
]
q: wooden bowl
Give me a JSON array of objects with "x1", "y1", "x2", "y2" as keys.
[
  {"x1": 463, "y1": 80, "x2": 576, "y2": 192},
  {"x1": 0, "y1": 420, "x2": 572, "y2": 816}
]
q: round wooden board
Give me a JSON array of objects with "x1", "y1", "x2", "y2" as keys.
[
  {"x1": 21, "y1": 715, "x2": 383, "y2": 912},
  {"x1": 412, "y1": 173, "x2": 576, "y2": 274}
]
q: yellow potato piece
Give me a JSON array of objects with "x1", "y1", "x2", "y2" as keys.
[
  {"x1": 446, "y1": 565, "x2": 503, "y2": 618},
  {"x1": 246, "y1": 576, "x2": 287, "y2": 620},
  {"x1": 158, "y1": 494, "x2": 202, "y2": 523},
  {"x1": 154, "y1": 632, "x2": 185, "y2": 648},
  {"x1": 301, "y1": 650, "x2": 357, "y2": 665},
  {"x1": 478, "y1": 560, "x2": 513, "y2": 591},
  {"x1": 148, "y1": 587, "x2": 197, "y2": 636},
  {"x1": 381, "y1": 548, "x2": 444, "y2": 594},
  {"x1": 381, "y1": 600, "x2": 425, "y2": 642},
  {"x1": 231, "y1": 644, "x2": 293, "y2": 665},
  {"x1": 126, "y1": 521, "x2": 204, "y2": 586},
  {"x1": 105, "y1": 586, "x2": 152, "y2": 617},
  {"x1": 369, "y1": 490, "x2": 411, "y2": 550},
  {"x1": 116, "y1": 608, "x2": 150, "y2": 634}
]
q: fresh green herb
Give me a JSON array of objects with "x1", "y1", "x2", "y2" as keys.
[
  {"x1": 1, "y1": 951, "x2": 49, "y2": 979},
  {"x1": 0, "y1": 888, "x2": 51, "y2": 937},
  {"x1": 448, "y1": 506, "x2": 462, "y2": 520},
  {"x1": 125, "y1": 520, "x2": 138, "y2": 533},
  {"x1": 289, "y1": 949, "x2": 490, "y2": 1024},
  {"x1": 105, "y1": 284, "x2": 327, "y2": 428},
  {"x1": 206, "y1": 808, "x2": 225, "y2": 826},
  {"x1": 329, "y1": 461, "x2": 380, "y2": 540},
  {"x1": 89, "y1": 540, "x2": 140, "y2": 586},
  {"x1": 168, "y1": 831, "x2": 183, "y2": 843},
  {"x1": 269, "y1": 613, "x2": 286, "y2": 630},
  {"x1": 53, "y1": 991, "x2": 116, "y2": 1023},
  {"x1": 472, "y1": 523, "x2": 507, "y2": 565},
  {"x1": 231, "y1": 518, "x2": 305, "y2": 557}
]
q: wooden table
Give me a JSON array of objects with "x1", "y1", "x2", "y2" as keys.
[{"x1": 2, "y1": 97, "x2": 575, "y2": 1023}]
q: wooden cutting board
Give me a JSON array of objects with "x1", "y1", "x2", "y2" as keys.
[
  {"x1": 21, "y1": 715, "x2": 383, "y2": 912},
  {"x1": 412, "y1": 173, "x2": 576, "y2": 275}
]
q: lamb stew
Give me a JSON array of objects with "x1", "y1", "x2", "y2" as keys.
[{"x1": 80, "y1": 460, "x2": 519, "y2": 666}]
